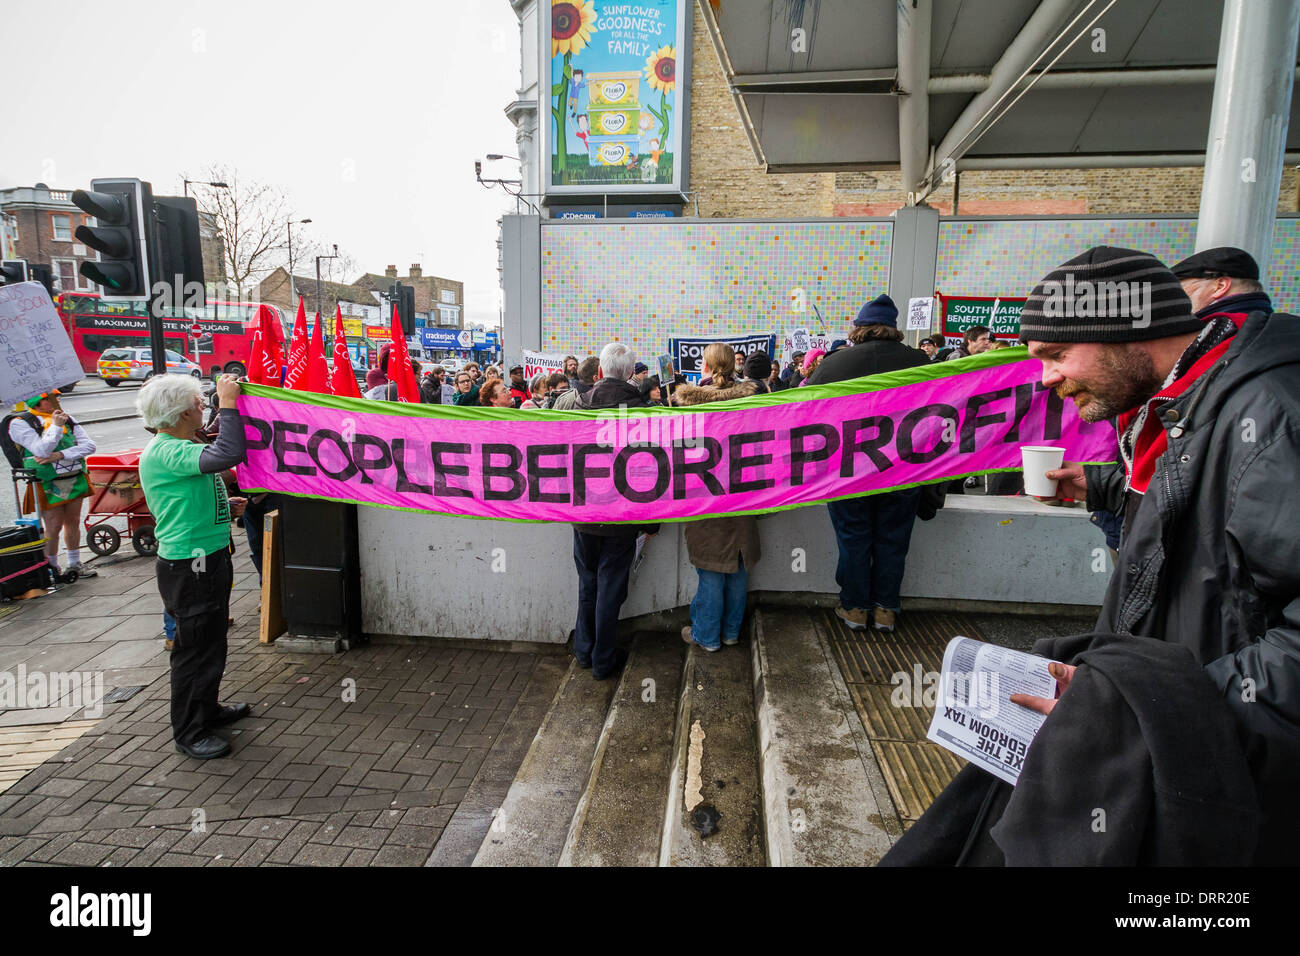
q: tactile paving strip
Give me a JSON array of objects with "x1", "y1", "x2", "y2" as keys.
[{"x1": 821, "y1": 608, "x2": 985, "y2": 827}]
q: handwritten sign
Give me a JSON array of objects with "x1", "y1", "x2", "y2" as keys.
[
  {"x1": 782, "y1": 327, "x2": 833, "y2": 359},
  {"x1": 0, "y1": 283, "x2": 85, "y2": 404},
  {"x1": 907, "y1": 297, "x2": 934, "y2": 331}
]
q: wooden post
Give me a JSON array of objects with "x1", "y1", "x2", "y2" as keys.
[{"x1": 259, "y1": 509, "x2": 286, "y2": 644}]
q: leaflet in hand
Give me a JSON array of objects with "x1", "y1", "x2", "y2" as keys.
[{"x1": 925, "y1": 636, "x2": 1060, "y2": 786}]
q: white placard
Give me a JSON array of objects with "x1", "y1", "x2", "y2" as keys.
[
  {"x1": 906, "y1": 296, "x2": 934, "y2": 331},
  {"x1": 0, "y1": 282, "x2": 85, "y2": 404},
  {"x1": 440, "y1": 384, "x2": 457, "y2": 404},
  {"x1": 781, "y1": 327, "x2": 833, "y2": 357},
  {"x1": 925, "y1": 636, "x2": 1059, "y2": 786},
  {"x1": 522, "y1": 349, "x2": 567, "y2": 380}
]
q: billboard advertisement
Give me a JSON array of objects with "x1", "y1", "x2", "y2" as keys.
[{"x1": 542, "y1": 0, "x2": 690, "y2": 195}]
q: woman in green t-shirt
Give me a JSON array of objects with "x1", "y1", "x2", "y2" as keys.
[{"x1": 137, "y1": 373, "x2": 250, "y2": 761}]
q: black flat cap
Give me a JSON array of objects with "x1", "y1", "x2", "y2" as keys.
[{"x1": 1171, "y1": 246, "x2": 1260, "y2": 280}]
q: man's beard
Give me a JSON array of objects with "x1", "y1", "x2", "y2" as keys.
[{"x1": 1055, "y1": 344, "x2": 1162, "y2": 422}]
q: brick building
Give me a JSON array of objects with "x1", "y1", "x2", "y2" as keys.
[
  {"x1": 353, "y1": 265, "x2": 464, "y2": 331},
  {"x1": 256, "y1": 264, "x2": 464, "y2": 333},
  {"x1": 510, "y1": 3, "x2": 1299, "y2": 219}
]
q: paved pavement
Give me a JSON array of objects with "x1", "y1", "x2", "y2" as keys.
[{"x1": 0, "y1": 546, "x2": 551, "y2": 867}]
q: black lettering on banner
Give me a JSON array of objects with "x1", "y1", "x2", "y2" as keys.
[
  {"x1": 351, "y1": 435, "x2": 392, "y2": 485},
  {"x1": 244, "y1": 416, "x2": 273, "y2": 451},
  {"x1": 1039, "y1": 383, "x2": 1064, "y2": 440},
  {"x1": 671, "y1": 437, "x2": 724, "y2": 499},
  {"x1": 573, "y1": 444, "x2": 612, "y2": 506},
  {"x1": 789, "y1": 424, "x2": 841, "y2": 486},
  {"x1": 527, "y1": 443, "x2": 570, "y2": 503},
  {"x1": 897, "y1": 404, "x2": 959, "y2": 464},
  {"x1": 1002, "y1": 382, "x2": 1035, "y2": 443},
  {"x1": 307, "y1": 429, "x2": 359, "y2": 481},
  {"x1": 273, "y1": 421, "x2": 316, "y2": 476},
  {"x1": 430, "y1": 442, "x2": 472, "y2": 498},
  {"x1": 728, "y1": 430, "x2": 775, "y2": 494},
  {"x1": 840, "y1": 416, "x2": 895, "y2": 476},
  {"x1": 482, "y1": 443, "x2": 525, "y2": 501},
  {"x1": 392, "y1": 438, "x2": 432, "y2": 495},
  {"x1": 614, "y1": 446, "x2": 670, "y2": 503},
  {"x1": 960, "y1": 388, "x2": 1012, "y2": 453}
]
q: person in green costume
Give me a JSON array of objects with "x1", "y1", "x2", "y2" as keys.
[{"x1": 8, "y1": 390, "x2": 98, "y2": 582}]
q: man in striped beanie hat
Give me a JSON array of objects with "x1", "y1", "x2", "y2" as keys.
[{"x1": 994, "y1": 244, "x2": 1300, "y2": 864}]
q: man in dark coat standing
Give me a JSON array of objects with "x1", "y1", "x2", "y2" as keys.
[
  {"x1": 569, "y1": 342, "x2": 659, "y2": 680},
  {"x1": 806, "y1": 294, "x2": 929, "y2": 633}
]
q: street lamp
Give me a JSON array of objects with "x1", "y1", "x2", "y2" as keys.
[
  {"x1": 287, "y1": 217, "x2": 312, "y2": 306},
  {"x1": 183, "y1": 178, "x2": 228, "y2": 197},
  {"x1": 316, "y1": 244, "x2": 338, "y2": 320}
]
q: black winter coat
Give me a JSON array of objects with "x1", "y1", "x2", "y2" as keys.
[
  {"x1": 881, "y1": 633, "x2": 1258, "y2": 866},
  {"x1": 804, "y1": 336, "x2": 928, "y2": 385},
  {"x1": 1083, "y1": 310, "x2": 1300, "y2": 863},
  {"x1": 571, "y1": 378, "x2": 660, "y2": 538}
]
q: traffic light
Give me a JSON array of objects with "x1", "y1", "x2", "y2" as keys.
[
  {"x1": 72, "y1": 178, "x2": 153, "y2": 299},
  {"x1": 391, "y1": 282, "x2": 415, "y2": 336},
  {"x1": 152, "y1": 196, "x2": 206, "y2": 292},
  {"x1": 0, "y1": 259, "x2": 29, "y2": 285}
]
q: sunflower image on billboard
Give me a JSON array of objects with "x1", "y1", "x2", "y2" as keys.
[{"x1": 547, "y1": 0, "x2": 685, "y2": 190}]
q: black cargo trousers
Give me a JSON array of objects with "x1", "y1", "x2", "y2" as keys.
[{"x1": 156, "y1": 545, "x2": 233, "y2": 746}]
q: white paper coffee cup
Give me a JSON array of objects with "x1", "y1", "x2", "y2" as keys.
[{"x1": 1021, "y1": 445, "x2": 1065, "y2": 497}]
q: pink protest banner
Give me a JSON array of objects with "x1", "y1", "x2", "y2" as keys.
[{"x1": 235, "y1": 349, "x2": 1117, "y2": 524}]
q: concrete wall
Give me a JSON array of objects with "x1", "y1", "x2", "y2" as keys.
[{"x1": 358, "y1": 495, "x2": 1109, "y2": 644}]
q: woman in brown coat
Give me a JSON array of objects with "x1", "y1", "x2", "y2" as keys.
[{"x1": 672, "y1": 343, "x2": 762, "y2": 651}]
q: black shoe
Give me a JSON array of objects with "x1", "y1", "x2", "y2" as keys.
[
  {"x1": 592, "y1": 647, "x2": 628, "y2": 681},
  {"x1": 213, "y1": 702, "x2": 250, "y2": 726},
  {"x1": 574, "y1": 655, "x2": 592, "y2": 669},
  {"x1": 175, "y1": 735, "x2": 231, "y2": 759},
  {"x1": 51, "y1": 567, "x2": 77, "y2": 586}
]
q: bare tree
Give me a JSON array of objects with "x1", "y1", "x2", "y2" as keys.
[{"x1": 188, "y1": 164, "x2": 292, "y2": 298}]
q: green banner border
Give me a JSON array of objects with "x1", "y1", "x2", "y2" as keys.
[{"x1": 241, "y1": 346, "x2": 1034, "y2": 419}]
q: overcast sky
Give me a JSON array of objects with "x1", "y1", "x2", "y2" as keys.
[{"x1": 1, "y1": 0, "x2": 524, "y2": 328}]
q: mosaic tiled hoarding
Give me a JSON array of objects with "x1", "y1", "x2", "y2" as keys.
[
  {"x1": 539, "y1": 220, "x2": 894, "y2": 358},
  {"x1": 936, "y1": 217, "x2": 1299, "y2": 311}
]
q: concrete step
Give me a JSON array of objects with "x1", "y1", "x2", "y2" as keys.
[
  {"x1": 751, "y1": 607, "x2": 902, "y2": 865},
  {"x1": 471, "y1": 658, "x2": 619, "y2": 866},
  {"x1": 426, "y1": 654, "x2": 569, "y2": 867},
  {"x1": 661, "y1": 632, "x2": 766, "y2": 867},
  {"x1": 560, "y1": 634, "x2": 687, "y2": 866}
]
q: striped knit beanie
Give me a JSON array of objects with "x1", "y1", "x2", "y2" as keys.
[{"x1": 1018, "y1": 246, "x2": 1200, "y2": 344}]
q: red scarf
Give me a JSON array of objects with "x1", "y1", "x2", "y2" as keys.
[{"x1": 1116, "y1": 314, "x2": 1245, "y2": 494}]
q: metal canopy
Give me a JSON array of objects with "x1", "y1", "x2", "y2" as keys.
[{"x1": 700, "y1": 0, "x2": 1300, "y2": 196}]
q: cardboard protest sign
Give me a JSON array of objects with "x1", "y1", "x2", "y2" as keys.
[
  {"x1": 0, "y1": 283, "x2": 85, "y2": 404},
  {"x1": 236, "y1": 348, "x2": 1117, "y2": 524}
]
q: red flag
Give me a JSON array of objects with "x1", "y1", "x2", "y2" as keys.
[
  {"x1": 388, "y1": 304, "x2": 420, "y2": 402},
  {"x1": 247, "y1": 325, "x2": 267, "y2": 385},
  {"x1": 252, "y1": 305, "x2": 283, "y2": 385},
  {"x1": 307, "y1": 311, "x2": 331, "y2": 394},
  {"x1": 284, "y1": 299, "x2": 309, "y2": 390},
  {"x1": 331, "y1": 305, "x2": 362, "y2": 398},
  {"x1": 260, "y1": 305, "x2": 286, "y2": 368}
]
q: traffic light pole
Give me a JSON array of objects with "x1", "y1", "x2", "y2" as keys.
[{"x1": 147, "y1": 205, "x2": 167, "y2": 378}]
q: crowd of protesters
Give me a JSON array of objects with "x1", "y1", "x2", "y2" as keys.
[{"x1": 107, "y1": 241, "x2": 1299, "y2": 867}]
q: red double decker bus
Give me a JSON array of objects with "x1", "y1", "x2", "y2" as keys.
[{"x1": 55, "y1": 292, "x2": 290, "y2": 378}]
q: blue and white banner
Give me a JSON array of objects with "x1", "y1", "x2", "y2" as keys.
[{"x1": 669, "y1": 334, "x2": 776, "y2": 381}]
